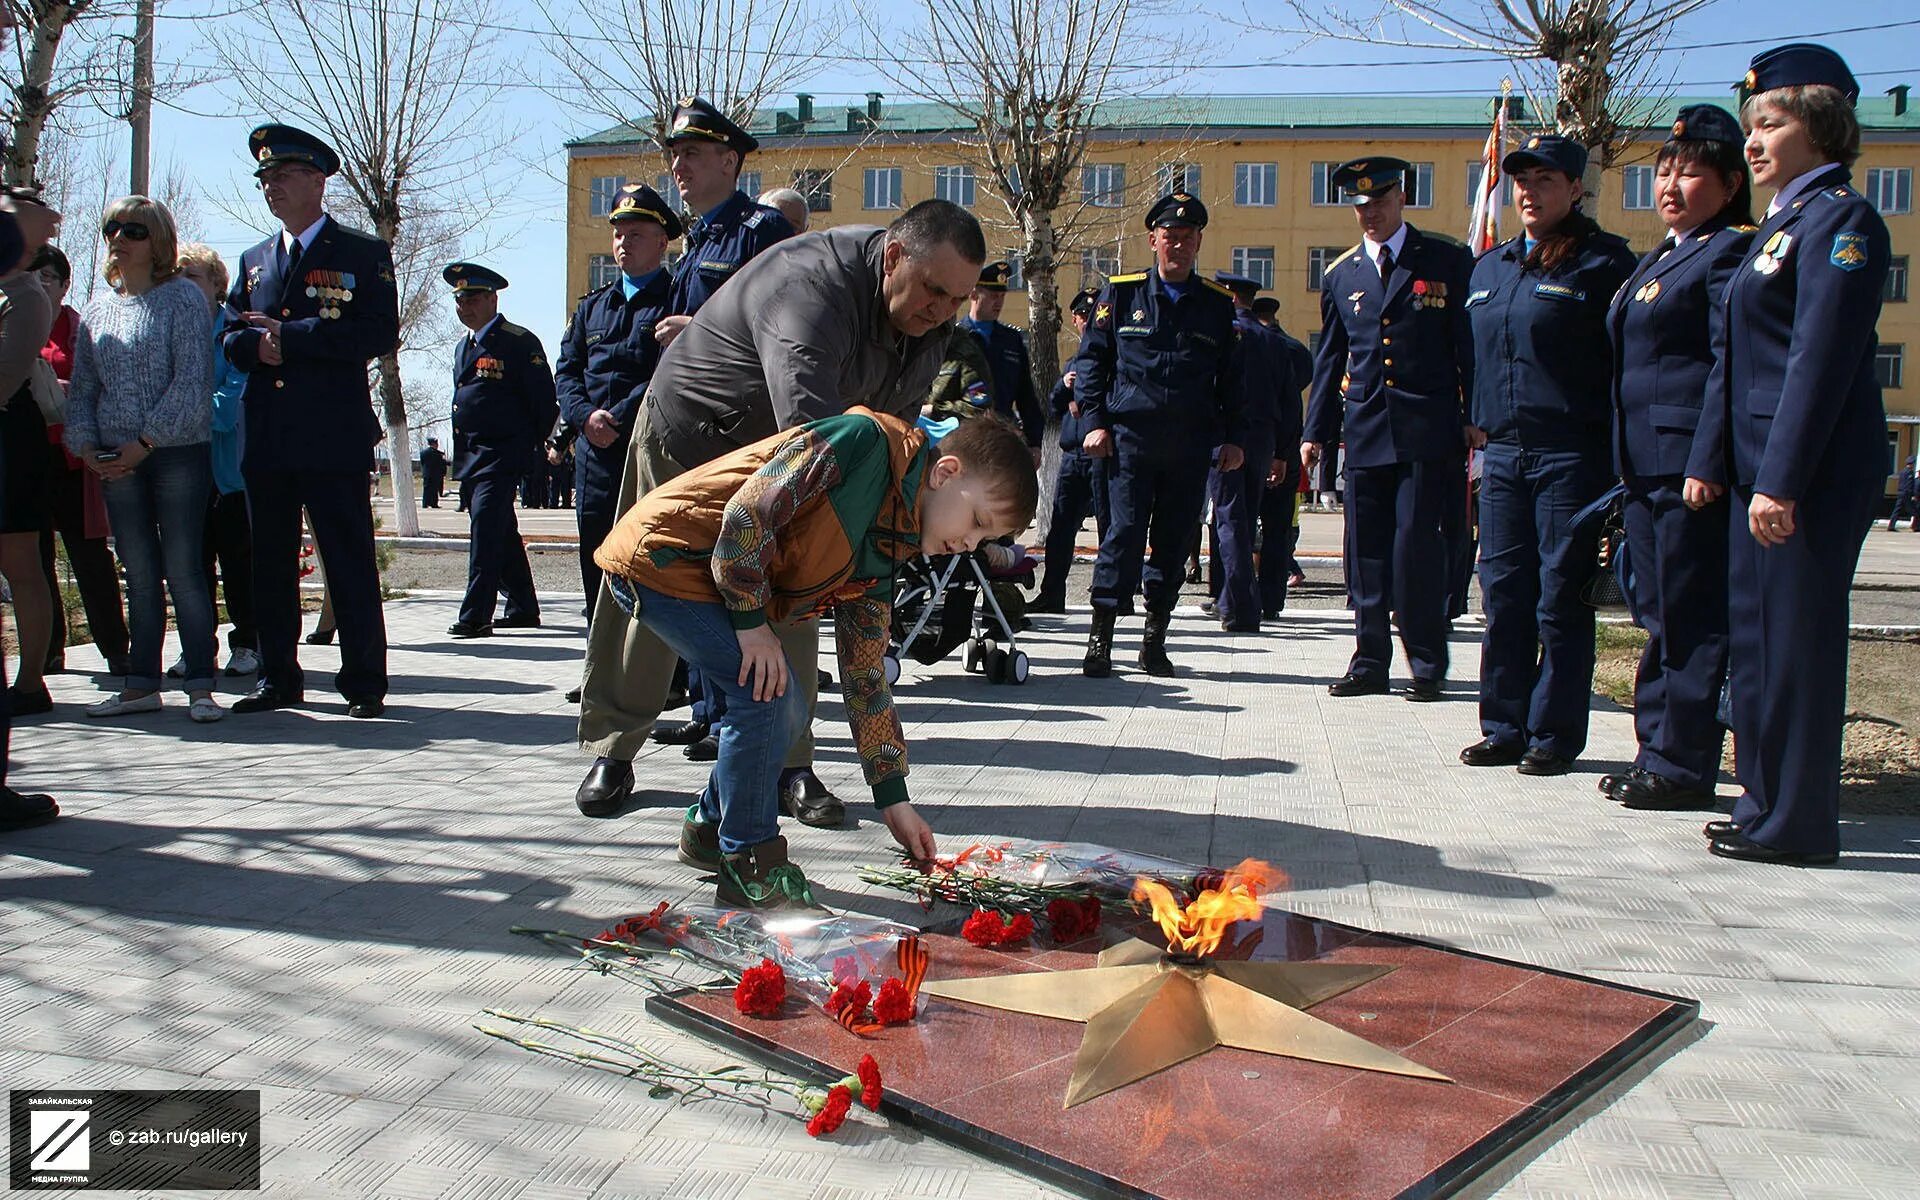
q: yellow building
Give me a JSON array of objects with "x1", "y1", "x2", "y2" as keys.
[{"x1": 566, "y1": 91, "x2": 1920, "y2": 457}]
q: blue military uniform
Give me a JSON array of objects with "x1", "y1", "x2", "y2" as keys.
[
  {"x1": 556, "y1": 183, "x2": 682, "y2": 603},
  {"x1": 1077, "y1": 191, "x2": 1243, "y2": 677},
  {"x1": 445, "y1": 262, "x2": 558, "y2": 634},
  {"x1": 420, "y1": 439, "x2": 446, "y2": 507},
  {"x1": 1036, "y1": 288, "x2": 1108, "y2": 609},
  {"x1": 1603, "y1": 105, "x2": 1755, "y2": 807},
  {"x1": 1305, "y1": 163, "x2": 1476, "y2": 695},
  {"x1": 960, "y1": 262, "x2": 1046, "y2": 447},
  {"x1": 1257, "y1": 323, "x2": 1312, "y2": 617},
  {"x1": 1686, "y1": 44, "x2": 1890, "y2": 863},
  {"x1": 1463, "y1": 135, "x2": 1636, "y2": 767},
  {"x1": 223, "y1": 124, "x2": 398, "y2": 710},
  {"x1": 670, "y1": 189, "x2": 794, "y2": 317},
  {"x1": 1206, "y1": 272, "x2": 1290, "y2": 631}
]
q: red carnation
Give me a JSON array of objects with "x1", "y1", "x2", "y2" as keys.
[
  {"x1": 856, "y1": 1054, "x2": 883, "y2": 1110},
  {"x1": 873, "y1": 977, "x2": 915, "y2": 1025},
  {"x1": 961, "y1": 909, "x2": 1007, "y2": 947},
  {"x1": 806, "y1": 1084, "x2": 853, "y2": 1137},
  {"x1": 1047, "y1": 896, "x2": 1102, "y2": 944},
  {"x1": 825, "y1": 979, "x2": 872, "y2": 1019},
  {"x1": 1001, "y1": 913, "x2": 1035, "y2": 946},
  {"x1": 733, "y1": 958, "x2": 787, "y2": 1016}
]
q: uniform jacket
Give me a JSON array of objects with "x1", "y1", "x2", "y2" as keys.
[
  {"x1": 927, "y1": 324, "x2": 995, "y2": 421},
  {"x1": 669, "y1": 190, "x2": 794, "y2": 317},
  {"x1": 1305, "y1": 226, "x2": 1475, "y2": 468},
  {"x1": 1606, "y1": 215, "x2": 1755, "y2": 481},
  {"x1": 1466, "y1": 226, "x2": 1636, "y2": 449},
  {"x1": 1231, "y1": 310, "x2": 1302, "y2": 464},
  {"x1": 1684, "y1": 166, "x2": 1892, "y2": 499},
  {"x1": 595, "y1": 408, "x2": 925, "y2": 808},
  {"x1": 450, "y1": 318, "x2": 558, "y2": 481},
  {"x1": 1075, "y1": 269, "x2": 1243, "y2": 449},
  {"x1": 420, "y1": 446, "x2": 447, "y2": 484},
  {"x1": 555, "y1": 269, "x2": 672, "y2": 507},
  {"x1": 643, "y1": 226, "x2": 954, "y2": 469},
  {"x1": 959, "y1": 316, "x2": 1045, "y2": 446},
  {"x1": 222, "y1": 215, "x2": 399, "y2": 473},
  {"x1": 1049, "y1": 354, "x2": 1092, "y2": 452}
]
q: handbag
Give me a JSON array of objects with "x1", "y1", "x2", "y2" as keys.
[{"x1": 1570, "y1": 483, "x2": 1634, "y2": 613}]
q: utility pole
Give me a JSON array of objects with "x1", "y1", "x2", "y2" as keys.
[{"x1": 129, "y1": 0, "x2": 154, "y2": 194}]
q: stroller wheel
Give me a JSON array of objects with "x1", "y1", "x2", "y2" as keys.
[
  {"x1": 883, "y1": 653, "x2": 902, "y2": 686},
  {"x1": 964, "y1": 638, "x2": 986, "y2": 674},
  {"x1": 1007, "y1": 650, "x2": 1031, "y2": 685},
  {"x1": 984, "y1": 647, "x2": 1010, "y2": 684}
]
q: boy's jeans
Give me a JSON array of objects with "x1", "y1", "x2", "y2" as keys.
[{"x1": 611, "y1": 579, "x2": 805, "y2": 853}]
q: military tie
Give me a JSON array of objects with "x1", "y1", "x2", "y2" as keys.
[
  {"x1": 1377, "y1": 243, "x2": 1395, "y2": 279},
  {"x1": 1655, "y1": 235, "x2": 1677, "y2": 261},
  {"x1": 284, "y1": 235, "x2": 304, "y2": 278}
]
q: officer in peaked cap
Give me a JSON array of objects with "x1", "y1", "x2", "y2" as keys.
[
  {"x1": 1075, "y1": 190, "x2": 1244, "y2": 678},
  {"x1": 224, "y1": 120, "x2": 397, "y2": 719},
  {"x1": 1249, "y1": 296, "x2": 1281, "y2": 325},
  {"x1": 1034, "y1": 287, "x2": 1109, "y2": 612},
  {"x1": 442, "y1": 262, "x2": 557, "y2": 640},
  {"x1": 1302, "y1": 153, "x2": 1475, "y2": 702},
  {"x1": 659, "y1": 96, "x2": 793, "y2": 323},
  {"x1": 959, "y1": 261, "x2": 1045, "y2": 452},
  {"x1": 1205, "y1": 271, "x2": 1294, "y2": 633}
]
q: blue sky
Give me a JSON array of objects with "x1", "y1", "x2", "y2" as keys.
[{"x1": 95, "y1": 0, "x2": 1920, "y2": 443}]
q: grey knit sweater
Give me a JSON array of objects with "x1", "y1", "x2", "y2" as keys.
[{"x1": 64, "y1": 274, "x2": 213, "y2": 452}]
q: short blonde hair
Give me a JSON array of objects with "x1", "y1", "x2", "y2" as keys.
[
  {"x1": 102, "y1": 195, "x2": 180, "y2": 288},
  {"x1": 175, "y1": 242, "x2": 229, "y2": 299}
]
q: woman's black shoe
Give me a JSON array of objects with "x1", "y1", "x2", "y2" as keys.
[
  {"x1": 305, "y1": 628, "x2": 336, "y2": 646},
  {"x1": 8, "y1": 685, "x2": 52, "y2": 716},
  {"x1": 1459, "y1": 738, "x2": 1525, "y2": 767}
]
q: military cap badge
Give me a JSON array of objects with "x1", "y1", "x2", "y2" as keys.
[
  {"x1": 1352, "y1": 176, "x2": 1372, "y2": 193},
  {"x1": 1527, "y1": 135, "x2": 1541, "y2": 149},
  {"x1": 1672, "y1": 119, "x2": 1687, "y2": 138},
  {"x1": 1742, "y1": 68, "x2": 1758, "y2": 91},
  {"x1": 258, "y1": 146, "x2": 272, "y2": 161}
]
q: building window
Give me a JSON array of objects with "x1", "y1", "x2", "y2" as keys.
[
  {"x1": 652, "y1": 173, "x2": 683, "y2": 216},
  {"x1": 1404, "y1": 162, "x2": 1435, "y2": 208},
  {"x1": 1877, "y1": 344, "x2": 1905, "y2": 390},
  {"x1": 934, "y1": 164, "x2": 977, "y2": 207},
  {"x1": 588, "y1": 254, "x2": 620, "y2": 291},
  {"x1": 1158, "y1": 162, "x2": 1201, "y2": 197},
  {"x1": 1231, "y1": 247, "x2": 1275, "y2": 289},
  {"x1": 739, "y1": 170, "x2": 763, "y2": 199},
  {"x1": 588, "y1": 175, "x2": 627, "y2": 217},
  {"x1": 1234, "y1": 162, "x2": 1278, "y2": 207},
  {"x1": 794, "y1": 169, "x2": 832, "y2": 213},
  {"x1": 1621, "y1": 165, "x2": 1656, "y2": 211},
  {"x1": 1308, "y1": 330, "x2": 1323, "y2": 353},
  {"x1": 1083, "y1": 163, "x2": 1126, "y2": 208},
  {"x1": 1080, "y1": 245, "x2": 1120, "y2": 286},
  {"x1": 1866, "y1": 167, "x2": 1914, "y2": 215},
  {"x1": 1465, "y1": 162, "x2": 1514, "y2": 207},
  {"x1": 1888, "y1": 256, "x2": 1910, "y2": 303},
  {"x1": 863, "y1": 167, "x2": 903, "y2": 210},
  {"x1": 1309, "y1": 162, "x2": 1343, "y2": 206},
  {"x1": 1004, "y1": 252, "x2": 1026, "y2": 291},
  {"x1": 1307, "y1": 246, "x2": 1348, "y2": 291}
]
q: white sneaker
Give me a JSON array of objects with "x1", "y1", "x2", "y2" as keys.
[
  {"x1": 165, "y1": 657, "x2": 186, "y2": 679},
  {"x1": 224, "y1": 647, "x2": 261, "y2": 676},
  {"x1": 188, "y1": 696, "x2": 225, "y2": 723},
  {"x1": 86, "y1": 692, "x2": 163, "y2": 718}
]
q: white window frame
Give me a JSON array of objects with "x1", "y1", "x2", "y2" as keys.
[
  {"x1": 1621, "y1": 165, "x2": 1656, "y2": 212},
  {"x1": 794, "y1": 168, "x2": 832, "y2": 213},
  {"x1": 588, "y1": 175, "x2": 627, "y2": 217},
  {"x1": 1867, "y1": 167, "x2": 1913, "y2": 215},
  {"x1": 863, "y1": 167, "x2": 903, "y2": 211},
  {"x1": 1465, "y1": 162, "x2": 1514, "y2": 208},
  {"x1": 1004, "y1": 252, "x2": 1026, "y2": 291},
  {"x1": 1083, "y1": 163, "x2": 1126, "y2": 208},
  {"x1": 1405, "y1": 162, "x2": 1435, "y2": 209},
  {"x1": 1307, "y1": 246, "x2": 1346, "y2": 291},
  {"x1": 1309, "y1": 162, "x2": 1342, "y2": 207},
  {"x1": 739, "y1": 170, "x2": 763, "y2": 199},
  {"x1": 1234, "y1": 162, "x2": 1278, "y2": 207},
  {"x1": 934, "y1": 164, "x2": 977, "y2": 207},
  {"x1": 1158, "y1": 162, "x2": 1201, "y2": 197},
  {"x1": 1231, "y1": 246, "x2": 1275, "y2": 290},
  {"x1": 1888, "y1": 255, "x2": 1910, "y2": 304},
  {"x1": 588, "y1": 254, "x2": 620, "y2": 290},
  {"x1": 1081, "y1": 245, "x2": 1120, "y2": 285},
  {"x1": 1877, "y1": 343, "x2": 1905, "y2": 390}
]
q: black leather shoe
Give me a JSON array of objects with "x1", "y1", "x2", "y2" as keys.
[
  {"x1": 1460, "y1": 738, "x2": 1525, "y2": 767},
  {"x1": 1261, "y1": 609, "x2": 1283, "y2": 620},
  {"x1": 1221, "y1": 620, "x2": 1261, "y2": 633},
  {"x1": 685, "y1": 734, "x2": 719, "y2": 762},
  {"x1": 1516, "y1": 748, "x2": 1574, "y2": 776},
  {"x1": 1615, "y1": 773, "x2": 1715, "y2": 810},
  {"x1": 1028, "y1": 594, "x2": 1066, "y2": 614},
  {"x1": 1703, "y1": 819, "x2": 1744, "y2": 839},
  {"x1": 304, "y1": 628, "x2": 335, "y2": 646},
  {"x1": 8, "y1": 685, "x2": 53, "y2": 716},
  {"x1": 779, "y1": 770, "x2": 846, "y2": 828},
  {"x1": 1139, "y1": 613, "x2": 1176, "y2": 678},
  {"x1": 1598, "y1": 765, "x2": 1652, "y2": 798},
  {"x1": 575, "y1": 758, "x2": 632, "y2": 818},
  {"x1": 1708, "y1": 832, "x2": 1838, "y2": 866},
  {"x1": 232, "y1": 683, "x2": 302, "y2": 714},
  {"x1": 496, "y1": 614, "x2": 542, "y2": 629},
  {"x1": 1327, "y1": 671, "x2": 1389, "y2": 697},
  {"x1": 347, "y1": 698, "x2": 385, "y2": 719},
  {"x1": 564, "y1": 686, "x2": 582, "y2": 703},
  {"x1": 1399, "y1": 679, "x2": 1443, "y2": 703},
  {"x1": 447, "y1": 621, "x2": 494, "y2": 638},
  {"x1": 653, "y1": 719, "x2": 708, "y2": 746},
  {"x1": 817, "y1": 668, "x2": 833, "y2": 689}
]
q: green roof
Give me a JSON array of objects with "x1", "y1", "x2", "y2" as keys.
[{"x1": 568, "y1": 92, "x2": 1920, "y2": 149}]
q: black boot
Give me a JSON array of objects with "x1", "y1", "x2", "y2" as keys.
[
  {"x1": 1083, "y1": 607, "x2": 1115, "y2": 678},
  {"x1": 1139, "y1": 612, "x2": 1176, "y2": 677}
]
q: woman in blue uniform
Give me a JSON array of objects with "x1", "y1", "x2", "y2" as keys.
[
  {"x1": 1683, "y1": 44, "x2": 1890, "y2": 866},
  {"x1": 1460, "y1": 134, "x2": 1636, "y2": 776},
  {"x1": 1601, "y1": 106, "x2": 1755, "y2": 811}
]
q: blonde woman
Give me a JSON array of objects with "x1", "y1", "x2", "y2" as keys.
[{"x1": 63, "y1": 196, "x2": 221, "y2": 722}]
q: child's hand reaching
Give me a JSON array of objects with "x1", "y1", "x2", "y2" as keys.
[
  {"x1": 736, "y1": 625, "x2": 789, "y2": 702},
  {"x1": 882, "y1": 802, "x2": 936, "y2": 862}
]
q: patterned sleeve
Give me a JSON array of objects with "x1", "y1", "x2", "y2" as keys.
[
  {"x1": 833, "y1": 594, "x2": 909, "y2": 807},
  {"x1": 711, "y1": 427, "x2": 844, "y2": 628}
]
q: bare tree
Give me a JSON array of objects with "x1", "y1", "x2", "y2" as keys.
[
  {"x1": 866, "y1": 0, "x2": 1194, "y2": 533},
  {"x1": 1282, "y1": 0, "x2": 1711, "y2": 193},
  {"x1": 208, "y1": 0, "x2": 514, "y2": 536}
]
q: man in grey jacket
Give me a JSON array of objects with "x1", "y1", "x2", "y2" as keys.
[{"x1": 575, "y1": 199, "x2": 988, "y2": 824}]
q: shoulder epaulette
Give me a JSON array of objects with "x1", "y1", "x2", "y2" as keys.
[
  {"x1": 744, "y1": 210, "x2": 767, "y2": 228},
  {"x1": 1198, "y1": 276, "x2": 1234, "y2": 298},
  {"x1": 1108, "y1": 272, "x2": 1148, "y2": 285},
  {"x1": 1343, "y1": 243, "x2": 1365, "y2": 264},
  {"x1": 1729, "y1": 224, "x2": 1759, "y2": 233}
]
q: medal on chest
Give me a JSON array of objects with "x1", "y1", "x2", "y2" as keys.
[
  {"x1": 1752, "y1": 231, "x2": 1792, "y2": 277},
  {"x1": 473, "y1": 355, "x2": 506, "y2": 381},
  {"x1": 304, "y1": 269, "x2": 358, "y2": 318},
  {"x1": 1633, "y1": 279, "x2": 1662, "y2": 304}
]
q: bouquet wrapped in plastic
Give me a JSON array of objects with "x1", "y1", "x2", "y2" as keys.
[{"x1": 859, "y1": 837, "x2": 1258, "y2": 913}]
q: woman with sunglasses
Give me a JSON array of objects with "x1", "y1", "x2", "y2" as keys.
[{"x1": 63, "y1": 196, "x2": 222, "y2": 722}]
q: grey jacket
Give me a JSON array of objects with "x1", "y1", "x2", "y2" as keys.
[{"x1": 644, "y1": 226, "x2": 952, "y2": 467}]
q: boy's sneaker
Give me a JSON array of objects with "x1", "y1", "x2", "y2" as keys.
[
  {"x1": 678, "y1": 808, "x2": 722, "y2": 870},
  {"x1": 225, "y1": 647, "x2": 261, "y2": 676},
  {"x1": 716, "y1": 836, "x2": 820, "y2": 910}
]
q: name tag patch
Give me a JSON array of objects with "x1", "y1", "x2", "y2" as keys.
[
  {"x1": 1465, "y1": 289, "x2": 1492, "y2": 306},
  {"x1": 1533, "y1": 282, "x2": 1585, "y2": 302}
]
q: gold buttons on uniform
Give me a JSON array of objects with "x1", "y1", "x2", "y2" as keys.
[
  {"x1": 1386, "y1": 379, "x2": 1396, "y2": 387},
  {"x1": 275, "y1": 380, "x2": 285, "y2": 389},
  {"x1": 1382, "y1": 337, "x2": 1392, "y2": 346},
  {"x1": 281, "y1": 309, "x2": 290, "y2": 317},
  {"x1": 1383, "y1": 359, "x2": 1394, "y2": 367}
]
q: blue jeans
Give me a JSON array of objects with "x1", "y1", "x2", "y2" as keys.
[
  {"x1": 102, "y1": 444, "x2": 217, "y2": 691},
  {"x1": 611, "y1": 579, "x2": 804, "y2": 854}
]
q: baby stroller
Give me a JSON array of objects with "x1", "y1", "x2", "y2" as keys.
[{"x1": 882, "y1": 415, "x2": 1035, "y2": 686}]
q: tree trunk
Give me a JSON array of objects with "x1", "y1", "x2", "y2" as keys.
[
  {"x1": 6, "y1": 2, "x2": 79, "y2": 187},
  {"x1": 377, "y1": 351, "x2": 421, "y2": 537},
  {"x1": 1022, "y1": 204, "x2": 1064, "y2": 545}
]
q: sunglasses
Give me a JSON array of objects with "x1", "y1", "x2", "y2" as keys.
[{"x1": 102, "y1": 220, "x2": 150, "y2": 241}]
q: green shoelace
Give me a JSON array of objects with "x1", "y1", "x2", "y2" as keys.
[{"x1": 724, "y1": 860, "x2": 817, "y2": 908}]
